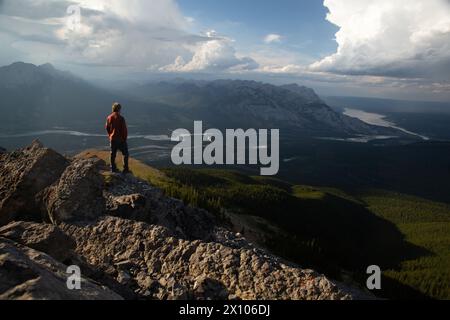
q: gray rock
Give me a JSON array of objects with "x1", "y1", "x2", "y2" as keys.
[
  {"x1": 61, "y1": 216, "x2": 369, "y2": 300},
  {"x1": 193, "y1": 276, "x2": 229, "y2": 300},
  {"x1": 0, "y1": 221, "x2": 76, "y2": 262},
  {"x1": 103, "y1": 173, "x2": 217, "y2": 240},
  {"x1": 40, "y1": 158, "x2": 106, "y2": 224},
  {"x1": 117, "y1": 270, "x2": 132, "y2": 285},
  {"x1": 108, "y1": 193, "x2": 147, "y2": 220},
  {"x1": 0, "y1": 140, "x2": 69, "y2": 226},
  {"x1": 0, "y1": 237, "x2": 123, "y2": 300}
]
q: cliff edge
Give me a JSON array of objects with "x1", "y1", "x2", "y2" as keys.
[{"x1": 0, "y1": 141, "x2": 371, "y2": 300}]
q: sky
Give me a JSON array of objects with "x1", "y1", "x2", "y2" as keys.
[{"x1": 0, "y1": 0, "x2": 450, "y2": 101}]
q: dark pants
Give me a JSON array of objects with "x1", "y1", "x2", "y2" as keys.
[{"x1": 110, "y1": 140, "x2": 129, "y2": 171}]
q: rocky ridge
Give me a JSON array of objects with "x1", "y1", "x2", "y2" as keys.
[
  {"x1": 132, "y1": 79, "x2": 414, "y2": 138},
  {"x1": 0, "y1": 141, "x2": 372, "y2": 300}
]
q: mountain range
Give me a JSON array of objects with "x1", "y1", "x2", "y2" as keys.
[
  {"x1": 0, "y1": 62, "x2": 413, "y2": 139},
  {"x1": 125, "y1": 78, "x2": 412, "y2": 137}
]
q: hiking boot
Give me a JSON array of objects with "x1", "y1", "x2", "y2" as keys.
[
  {"x1": 111, "y1": 167, "x2": 119, "y2": 173},
  {"x1": 122, "y1": 168, "x2": 131, "y2": 175}
]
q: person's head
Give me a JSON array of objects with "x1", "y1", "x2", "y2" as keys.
[{"x1": 112, "y1": 102, "x2": 122, "y2": 113}]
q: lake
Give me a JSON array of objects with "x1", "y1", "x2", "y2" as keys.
[{"x1": 343, "y1": 108, "x2": 429, "y2": 140}]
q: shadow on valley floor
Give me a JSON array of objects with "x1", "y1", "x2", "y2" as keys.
[
  {"x1": 159, "y1": 169, "x2": 433, "y2": 280},
  {"x1": 252, "y1": 190, "x2": 432, "y2": 274}
]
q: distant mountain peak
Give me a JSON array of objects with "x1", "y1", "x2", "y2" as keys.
[
  {"x1": 279, "y1": 83, "x2": 323, "y2": 104},
  {"x1": 9, "y1": 61, "x2": 35, "y2": 67},
  {"x1": 0, "y1": 61, "x2": 81, "y2": 87},
  {"x1": 7, "y1": 62, "x2": 55, "y2": 70},
  {"x1": 5, "y1": 61, "x2": 38, "y2": 72},
  {"x1": 38, "y1": 63, "x2": 57, "y2": 72}
]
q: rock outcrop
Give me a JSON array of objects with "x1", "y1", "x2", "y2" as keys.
[
  {"x1": 0, "y1": 221, "x2": 75, "y2": 262},
  {"x1": 40, "y1": 158, "x2": 105, "y2": 224},
  {"x1": 0, "y1": 142, "x2": 372, "y2": 300},
  {"x1": 0, "y1": 237, "x2": 122, "y2": 300},
  {"x1": 103, "y1": 172, "x2": 218, "y2": 241},
  {"x1": 61, "y1": 216, "x2": 366, "y2": 300},
  {"x1": 0, "y1": 140, "x2": 69, "y2": 225}
]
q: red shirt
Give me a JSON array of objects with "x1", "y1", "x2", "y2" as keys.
[{"x1": 106, "y1": 112, "x2": 128, "y2": 142}]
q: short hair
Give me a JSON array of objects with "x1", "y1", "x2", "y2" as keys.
[{"x1": 112, "y1": 102, "x2": 122, "y2": 112}]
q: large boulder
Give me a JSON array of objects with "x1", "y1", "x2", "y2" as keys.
[
  {"x1": 0, "y1": 237, "x2": 123, "y2": 300},
  {"x1": 0, "y1": 141, "x2": 69, "y2": 226},
  {"x1": 0, "y1": 221, "x2": 76, "y2": 262},
  {"x1": 0, "y1": 222, "x2": 138, "y2": 299},
  {"x1": 40, "y1": 158, "x2": 106, "y2": 224}
]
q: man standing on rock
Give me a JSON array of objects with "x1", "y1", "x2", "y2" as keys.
[{"x1": 106, "y1": 102, "x2": 130, "y2": 174}]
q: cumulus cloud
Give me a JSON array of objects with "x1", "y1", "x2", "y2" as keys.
[
  {"x1": 311, "y1": 0, "x2": 450, "y2": 80},
  {"x1": 160, "y1": 32, "x2": 259, "y2": 72},
  {"x1": 55, "y1": 0, "x2": 201, "y2": 68},
  {"x1": 263, "y1": 33, "x2": 282, "y2": 44},
  {"x1": 0, "y1": 0, "x2": 248, "y2": 73}
]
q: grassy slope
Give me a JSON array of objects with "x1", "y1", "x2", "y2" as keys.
[
  {"x1": 77, "y1": 150, "x2": 450, "y2": 299},
  {"x1": 76, "y1": 150, "x2": 167, "y2": 184}
]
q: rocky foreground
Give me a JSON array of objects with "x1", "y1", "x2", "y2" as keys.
[{"x1": 0, "y1": 141, "x2": 371, "y2": 300}]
